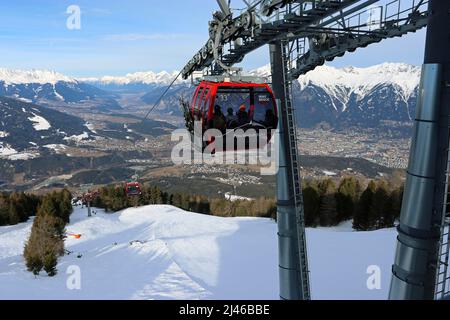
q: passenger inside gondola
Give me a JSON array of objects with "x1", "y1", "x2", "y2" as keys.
[
  {"x1": 264, "y1": 109, "x2": 277, "y2": 128},
  {"x1": 225, "y1": 108, "x2": 238, "y2": 129},
  {"x1": 253, "y1": 90, "x2": 277, "y2": 129},
  {"x1": 237, "y1": 104, "x2": 250, "y2": 127},
  {"x1": 192, "y1": 83, "x2": 277, "y2": 143},
  {"x1": 211, "y1": 105, "x2": 227, "y2": 133}
]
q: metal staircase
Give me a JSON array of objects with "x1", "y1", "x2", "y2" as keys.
[
  {"x1": 435, "y1": 150, "x2": 450, "y2": 300},
  {"x1": 435, "y1": 220, "x2": 450, "y2": 299},
  {"x1": 280, "y1": 41, "x2": 311, "y2": 300}
]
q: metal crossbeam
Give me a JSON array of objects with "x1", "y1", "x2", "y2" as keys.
[{"x1": 181, "y1": 0, "x2": 428, "y2": 80}]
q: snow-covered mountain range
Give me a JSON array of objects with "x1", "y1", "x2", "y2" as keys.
[
  {"x1": 0, "y1": 68, "x2": 120, "y2": 110},
  {"x1": 0, "y1": 69, "x2": 75, "y2": 85},
  {"x1": 252, "y1": 62, "x2": 420, "y2": 112},
  {"x1": 0, "y1": 63, "x2": 422, "y2": 129},
  {"x1": 81, "y1": 62, "x2": 421, "y2": 129},
  {"x1": 250, "y1": 62, "x2": 421, "y2": 128},
  {"x1": 78, "y1": 71, "x2": 184, "y2": 87}
]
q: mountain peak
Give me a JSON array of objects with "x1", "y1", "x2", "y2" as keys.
[
  {"x1": 296, "y1": 62, "x2": 421, "y2": 104},
  {"x1": 0, "y1": 68, "x2": 76, "y2": 85},
  {"x1": 78, "y1": 70, "x2": 183, "y2": 86}
]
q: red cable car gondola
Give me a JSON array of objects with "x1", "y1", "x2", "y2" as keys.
[
  {"x1": 187, "y1": 77, "x2": 278, "y2": 150},
  {"x1": 125, "y1": 182, "x2": 142, "y2": 197}
]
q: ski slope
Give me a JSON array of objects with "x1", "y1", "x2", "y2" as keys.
[{"x1": 0, "y1": 205, "x2": 397, "y2": 300}]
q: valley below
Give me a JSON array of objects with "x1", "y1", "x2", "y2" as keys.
[{"x1": 0, "y1": 63, "x2": 415, "y2": 198}]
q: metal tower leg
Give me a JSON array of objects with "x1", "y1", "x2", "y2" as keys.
[
  {"x1": 389, "y1": 0, "x2": 450, "y2": 300},
  {"x1": 270, "y1": 41, "x2": 311, "y2": 300}
]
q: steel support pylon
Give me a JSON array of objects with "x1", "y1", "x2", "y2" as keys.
[
  {"x1": 389, "y1": 0, "x2": 450, "y2": 300},
  {"x1": 270, "y1": 41, "x2": 311, "y2": 300}
]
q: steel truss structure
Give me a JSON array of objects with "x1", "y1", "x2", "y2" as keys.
[
  {"x1": 179, "y1": 0, "x2": 450, "y2": 300},
  {"x1": 181, "y1": 0, "x2": 428, "y2": 81}
]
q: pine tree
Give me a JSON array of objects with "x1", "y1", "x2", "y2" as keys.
[
  {"x1": 8, "y1": 200, "x2": 20, "y2": 225},
  {"x1": 353, "y1": 181, "x2": 377, "y2": 231},
  {"x1": 161, "y1": 191, "x2": 169, "y2": 205},
  {"x1": 43, "y1": 251, "x2": 58, "y2": 277},
  {"x1": 303, "y1": 181, "x2": 320, "y2": 227},
  {"x1": 373, "y1": 180, "x2": 391, "y2": 228},
  {"x1": 10, "y1": 193, "x2": 30, "y2": 223},
  {"x1": 385, "y1": 185, "x2": 404, "y2": 227},
  {"x1": 23, "y1": 190, "x2": 68, "y2": 276},
  {"x1": 336, "y1": 177, "x2": 361, "y2": 223},
  {"x1": 318, "y1": 179, "x2": 338, "y2": 227},
  {"x1": 59, "y1": 189, "x2": 73, "y2": 223},
  {"x1": 24, "y1": 243, "x2": 43, "y2": 275},
  {"x1": 0, "y1": 197, "x2": 9, "y2": 226},
  {"x1": 37, "y1": 195, "x2": 58, "y2": 218},
  {"x1": 172, "y1": 193, "x2": 182, "y2": 208},
  {"x1": 154, "y1": 187, "x2": 163, "y2": 204}
]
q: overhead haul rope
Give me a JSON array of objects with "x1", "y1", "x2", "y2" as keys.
[
  {"x1": 141, "y1": 69, "x2": 184, "y2": 122},
  {"x1": 127, "y1": 69, "x2": 183, "y2": 183}
]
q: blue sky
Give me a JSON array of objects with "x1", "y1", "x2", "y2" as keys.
[{"x1": 0, "y1": 0, "x2": 426, "y2": 77}]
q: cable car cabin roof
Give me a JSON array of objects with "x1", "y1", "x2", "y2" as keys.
[
  {"x1": 126, "y1": 182, "x2": 140, "y2": 186},
  {"x1": 198, "y1": 75, "x2": 270, "y2": 85},
  {"x1": 198, "y1": 81, "x2": 273, "y2": 89},
  {"x1": 191, "y1": 79, "x2": 278, "y2": 121}
]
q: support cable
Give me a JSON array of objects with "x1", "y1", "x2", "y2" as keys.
[{"x1": 141, "y1": 70, "x2": 183, "y2": 123}]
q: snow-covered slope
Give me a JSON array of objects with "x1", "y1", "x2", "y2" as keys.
[{"x1": 0, "y1": 205, "x2": 397, "y2": 300}]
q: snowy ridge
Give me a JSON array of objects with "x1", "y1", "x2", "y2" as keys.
[
  {"x1": 250, "y1": 62, "x2": 421, "y2": 111},
  {"x1": 0, "y1": 69, "x2": 120, "y2": 110},
  {"x1": 28, "y1": 113, "x2": 51, "y2": 131},
  {"x1": 0, "y1": 97, "x2": 94, "y2": 160},
  {"x1": 0, "y1": 68, "x2": 76, "y2": 85},
  {"x1": 79, "y1": 70, "x2": 184, "y2": 86}
]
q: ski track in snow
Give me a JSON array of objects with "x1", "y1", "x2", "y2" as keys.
[{"x1": 0, "y1": 205, "x2": 397, "y2": 300}]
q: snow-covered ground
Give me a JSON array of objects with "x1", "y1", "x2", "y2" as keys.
[
  {"x1": 28, "y1": 113, "x2": 51, "y2": 131},
  {"x1": 0, "y1": 205, "x2": 397, "y2": 300},
  {"x1": 63, "y1": 132, "x2": 90, "y2": 142},
  {"x1": 43, "y1": 144, "x2": 67, "y2": 153},
  {"x1": 224, "y1": 192, "x2": 253, "y2": 202}
]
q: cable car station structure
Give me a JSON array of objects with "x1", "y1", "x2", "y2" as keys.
[{"x1": 180, "y1": 0, "x2": 449, "y2": 300}]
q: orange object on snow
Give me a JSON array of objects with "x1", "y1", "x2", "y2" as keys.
[{"x1": 67, "y1": 233, "x2": 82, "y2": 239}]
